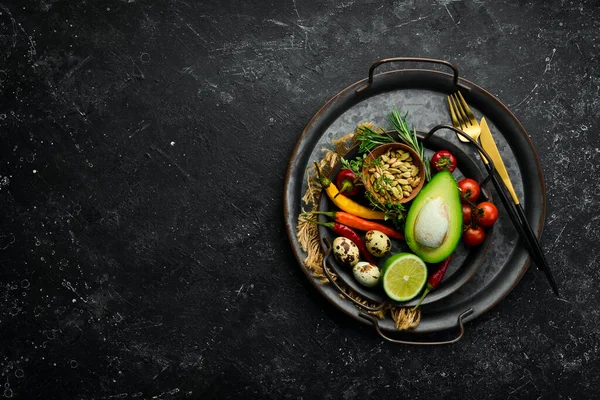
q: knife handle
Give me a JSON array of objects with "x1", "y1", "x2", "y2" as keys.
[
  {"x1": 490, "y1": 172, "x2": 559, "y2": 295},
  {"x1": 514, "y1": 203, "x2": 559, "y2": 293},
  {"x1": 490, "y1": 173, "x2": 529, "y2": 246}
]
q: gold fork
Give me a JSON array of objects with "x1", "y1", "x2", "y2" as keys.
[{"x1": 447, "y1": 92, "x2": 480, "y2": 143}]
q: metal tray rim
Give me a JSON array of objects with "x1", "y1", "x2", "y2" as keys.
[{"x1": 283, "y1": 66, "x2": 546, "y2": 335}]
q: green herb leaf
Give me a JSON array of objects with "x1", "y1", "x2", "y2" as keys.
[
  {"x1": 354, "y1": 126, "x2": 396, "y2": 153},
  {"x1": 340, "y1": 156, "x2": 364, "y2": 175},
  {"x1": 364, "y1": 190, "x2": 406, "y2": 229}
]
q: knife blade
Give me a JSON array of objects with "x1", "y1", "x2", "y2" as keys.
[
  {"x1": 478, "y1": 118, "x2": 559, "y2": 295},
  {"x1": 479, "y1": 118, "x2": 519, "y2": 204}
]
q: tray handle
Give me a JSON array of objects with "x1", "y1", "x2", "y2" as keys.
[
  {"x1": 358, "y1": 308, "x2": 473, "y2": 345},
  {"x1": 356, "y1": 57, "x2": 471, "y2": 94}
]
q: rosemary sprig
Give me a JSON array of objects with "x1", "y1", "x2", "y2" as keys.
[
  {"x1": 388, "y1": 109, "x2": 431, "y2": 181},
  {"x1": 354, "y1": 125, "x2": 396, "y2": 153}
]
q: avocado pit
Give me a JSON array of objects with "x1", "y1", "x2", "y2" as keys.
[{"x1": 414, "y1": 196, "x2": 450, "y2": 248}]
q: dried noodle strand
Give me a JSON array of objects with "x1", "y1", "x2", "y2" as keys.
[
  {"x1": 296, "y1": 212, "x2": 325, "y2": 279},
  {"x1": 332, "y1": 132, "x2": 355, "y2": 155},
  {"x1": 390, "y1": 307, "x2": 421, "y2": 330}
]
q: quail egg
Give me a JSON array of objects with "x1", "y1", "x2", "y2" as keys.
[
  {"x1": 365, "y1": 230, "x2": 391, "y2": 257},
  {"x1": 352, "y1": 262, "x2": 380, "y2": 287},
  {"x1": 332, "y1": 237, "x2": 360, "y2": 267}
]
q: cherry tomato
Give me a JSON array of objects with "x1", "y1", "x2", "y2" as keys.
[
  {"x1": 458, "y1": 178, "x2": 480, "y2": 204},
  {"x1": 476, "y1": 202, "x2": 499, "y2": 227},
  {"x1": 462, "y1": 204, "x2": 473, "y2": 225},
  {"x1": 463, "y1": 226, "x2": 485, "y2": 246},
  {"x1": 431, "y1": 150, "x2": 457, "y2": 172}
]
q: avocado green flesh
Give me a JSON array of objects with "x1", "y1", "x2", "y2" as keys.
[{"x1": 404, "y1": 171, "x2": 463, "y2": 263}]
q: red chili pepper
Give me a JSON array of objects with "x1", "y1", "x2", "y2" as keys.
[
  {"x1": 308, "y1": 211, "x2": 404, "y2": 240},
  {"x1": 308, "y1": 219, "x2": 377, "y2": 265},
  {"x1": 411, "y1": 255, "x2": 452, "y2": 310},
  {"x1": 335, "y1": 169, "x2": 361, "y2": 198}
]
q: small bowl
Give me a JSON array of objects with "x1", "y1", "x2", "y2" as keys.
[{"x1": 361, "y1": 143, "x2": 426, "y2": 205}]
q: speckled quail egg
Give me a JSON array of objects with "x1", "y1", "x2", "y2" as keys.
[
  {"x1": 365, "y1": 230, "x2": 391, "y2": 257},
  {"x1": 332, "y1": 237, "x2": 360, "y2": 267},
  {"x1": 352, "y1": 262, "x2": 380, "y2": 287}
]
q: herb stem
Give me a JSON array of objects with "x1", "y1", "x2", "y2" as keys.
[{"x1": 388, "y1": 109, "x2": 432, "y2": 181}]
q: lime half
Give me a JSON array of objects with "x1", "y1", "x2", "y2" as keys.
[{"x1": 381, "y1": 253, "x2": 427, "y2": 302}]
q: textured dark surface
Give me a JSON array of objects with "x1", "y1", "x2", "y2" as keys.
[{"x1": 1, "y1": 0, "x2": 599, "y2": 399}]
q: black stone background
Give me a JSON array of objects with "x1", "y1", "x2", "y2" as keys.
[{"x1": 1, "y1": 0, "x2": 599, "y2": 399}]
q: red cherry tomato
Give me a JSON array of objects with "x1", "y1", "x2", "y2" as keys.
[
  {"x1": 458, "y1": 178, "x2": 481, "y2": 204},
  {"x1": 476, "y1": 202, "x2": 499, "y2": 227},
  {"x1": 431, "y1": 150, "x2": 457, "y2": 173},
  {"x1": 463, "y1": 226, "x2": 485, "y2": 246},
  {"x1": 462, "y1": 203, "x2": 473, "y2": 225}
]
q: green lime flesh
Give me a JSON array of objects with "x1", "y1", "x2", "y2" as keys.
[{"x1": 381, "y1": 253, "x2": 428, "y2": 302}]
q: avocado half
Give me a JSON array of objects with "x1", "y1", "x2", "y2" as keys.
[{"x1": 404, "y1": 171, "x2": 463, "y2": 263}]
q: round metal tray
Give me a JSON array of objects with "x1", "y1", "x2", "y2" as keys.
[{"x1": 283, "y1": 58, "x2": 546, "y2": 341}]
